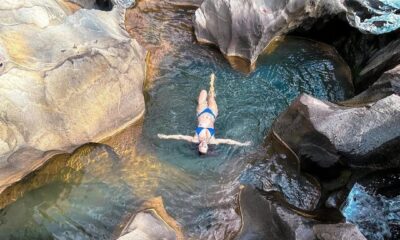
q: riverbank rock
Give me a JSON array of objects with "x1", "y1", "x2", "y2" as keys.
[
  {"x1": 342, "y1": 64, "x2": 400, "y2": 106},
  {"x1": 0, "y1": 0, "x2": 146, "y2": 193},
  {"x1": 313, "y1": 223, "x2": 366, "y2": 240},
  {"x1": 272, "y1": 94, "x2": 400, "y2": 170},
  {"x1": 193, "y1": 0, "x2": 400, "y2": 65},
  {"x1": 237, "y1": 185, "x2": 319, "y2": 240},
  {"x1": 357, "y1": 39, "x2": 400, "y2": 89},
  {"x1": 117, "y1": 197, "x2": 184, "y2": 240}
]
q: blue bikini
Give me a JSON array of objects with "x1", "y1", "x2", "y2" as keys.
[
  {"x1": 197, "y1": 108, "x2": 216, "y2": 119},
  {"x1": 196, "y1": 108, "x2": 216, "y2": 137}
]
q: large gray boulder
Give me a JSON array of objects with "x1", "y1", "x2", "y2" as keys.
[
  {"x1": 272, "y1": 94, "x2": 400, "y2": 169},
  {"x1": 193, "y1": 0, "x2": 400, "y2": 65},
  {"x1": 237, "y1": 186, "x2": 317, "y2": 240},
  {"x1": 0, "y1": 0, "x2": 146, "y2": 192}
]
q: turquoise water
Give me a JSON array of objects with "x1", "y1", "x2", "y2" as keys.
[
  {"x1": 0, "y1": 4, "x2": 353, "y2": 240},
  {"x1": 342, "y1": 171, "x2": 400, "y2": 240}
]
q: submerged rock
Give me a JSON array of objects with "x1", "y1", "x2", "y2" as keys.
[
  {"x1": 0, "y1": 1, "x2": 146, "y2": 193},
  {"x1": 272, "y1": 94, "x2": 400, "y2": 170},
  {"x1": 193, "y1": 0, "x2": 400, "y2": 65},
  {"x1": 117, "y1": 197, "x2": 184, "y2": 240},
  {"x1": 313, "y1": 223, "x2": 366, "y2": 240}
]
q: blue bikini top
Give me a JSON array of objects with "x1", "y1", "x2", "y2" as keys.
[{"x1": 197, "y1": 107, "x2": 216, "y2": 119}]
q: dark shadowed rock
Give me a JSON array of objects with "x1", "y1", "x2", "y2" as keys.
[
  {"x1": 357, "y1": 39, "x2": 400, "y2": 90},
  {"x1": 237, "y1": 186, "x2": 316, "y2": 240},
  {"x1": 272, "y1": 94, "x2": 400, "y2": 170},
  {"x1": 342, "y1": 64, "x2": 400, "y2": 106},
  {"x1": 237, "y1": 186, "x2": 344, "y2": 240},
  {"x1": 193, "y1": 0, "x2": 400, "y2": 66},
  {"x1": 68, "y1": 0, "x2": 135, "y2": 9},
  {"x1": 313, "y1": 223, "x2": 367, "y2": 240}
]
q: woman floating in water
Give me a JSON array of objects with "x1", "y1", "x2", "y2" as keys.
[{"x1": 158, "y1": 73, "x2": 250, "y2": 154}]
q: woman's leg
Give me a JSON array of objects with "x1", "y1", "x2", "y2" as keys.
[
  {"x1": 207, "y1": 73, "x2": 218, "y2": 116},
  {"x1": 197, "y1": 89, "x2": 208, "y2": 114}
]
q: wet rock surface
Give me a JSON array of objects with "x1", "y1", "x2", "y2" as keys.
[
  {"x1": 357, "y1": 39, "x2": 400, "y2": 90},
  {"x1": 272, "y1": 94, "x2": 400, "y2": 171},
  {"x1": 237, "y1": 185, "x2": 317, "y2": 240},
  {"x1": 313, "y1": 223, "x2": 367, "y2": 240},
  {"x1": 118, "y1": 210, "x2": 177, "y2": 240},
  {"x1": 344, "y1": 0, "x2": 400, "y2": 34},
  {"x1": 342, "y1": 64, "x2": 400, "y2": 106},
  {"x1": 241, "y1": 146, "x2": 321, "y2": 211},
  {"x1": 117, "y1": 197, "x2": 183, "y2": 240},
  {"x1": 0, "y1": 0, "x2": 146, "y2": 193},
  {"x1": 193, "y1": 0, "x2": 400, "y2": 66},
  {"x1": 342, "y1": 170, "x2": 400, "y2": 240}
]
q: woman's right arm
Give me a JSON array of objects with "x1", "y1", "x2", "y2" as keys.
[{"x1": 157, "y1": 134, "x2": 198, "y2": 143}]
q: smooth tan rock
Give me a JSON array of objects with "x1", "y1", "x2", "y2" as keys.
[
  {"x1": 0, "y1": 0, "x2": 146, "y2": 193},
  {"x1": 117, "y1": 197, "x2": 184, "y2": 240}
]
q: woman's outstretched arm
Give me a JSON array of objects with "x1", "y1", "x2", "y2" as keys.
[
  {"x1": 157, "y1": 134, "x2": 198, "y2": 143},
  {"x1": 210, "y1": 138, "x2": 251, "y2": 146}
]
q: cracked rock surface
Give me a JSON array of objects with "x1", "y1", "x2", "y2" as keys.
[{"x1": 0, "y1": 0, "x2": 146, "y2": 192}]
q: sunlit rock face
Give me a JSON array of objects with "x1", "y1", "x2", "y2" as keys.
[
  {"x1": 0, "y1": 0, "x2": 146, "y2": 188},
  {"x1": 272, "y1": 94, "x2": 400, "y2": 170},
  {"x1": 193, "y1": 0, "x2": 400, "y2": 65}
]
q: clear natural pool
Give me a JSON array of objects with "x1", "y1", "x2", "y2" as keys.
[{"x1": 0, "y1": 3, "x2": 353, "y2": 240}]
